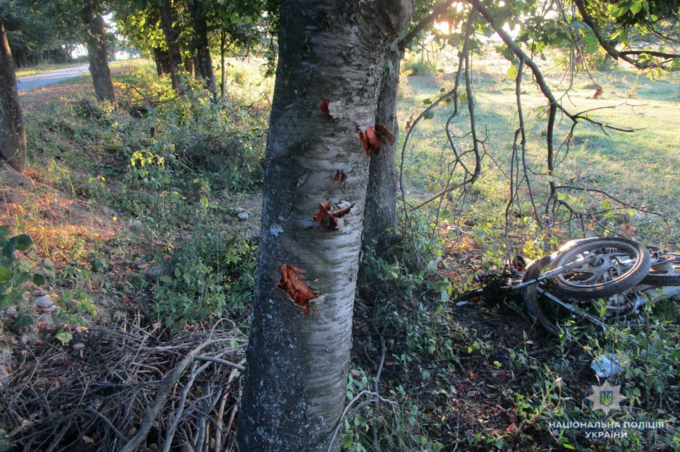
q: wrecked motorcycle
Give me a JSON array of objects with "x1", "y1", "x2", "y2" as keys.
[{"x1": 511, "y1": 237, "x2": 680, "y2": 335}]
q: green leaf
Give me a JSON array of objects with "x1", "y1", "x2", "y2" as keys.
[
  {"x1": 507, "y1": 65, "x2": 518, "y2": 79},
  {"x1": 15, "y1": 234, "x2": 32, "y2": 251},
  {"x1": 56, "y1": 329, "x2": 73, "y2": 345},
  {"x1": 0, "y1": 266, "x2": 12, "y2": 284},
  {"x1": 630, "y1": 1, "x2": 642, "y2": 14},
  {"x1": 0, "y1": 226, "x2": 10, "y2": 244},
  {"x1": 459, "y1": 93, "x2": 468, "y2": 104},
  {"x1": 2, "y1": 238, "x2": 17, "y2": 258},
  {"x1": 611, "y1": 4, "x2": 629, "y2": 17},
  {"x1": 583, "y1": 29, "x2": 599, "y2": 54},
  {"x1": 423, "y1": 98, "x2": 432, "y2": 105},
  {"x1": 441, "y1": 290, "x2": 449, "y2": 302},
  {"x1": 342, "y1": 433, "x2": 353, "y2": 449},
  {"x1": 175, "y1": 268, "x2": 182, "y2": 278},
  {"x1": 159, "y1": 275, "x2": 173, "y2": 284},
  {"x1": 439, "y1": 87, "x2": 446, "y2": 93},
  {"x1": 33, "y1": 274, "x2": 46, "y2": 286}
]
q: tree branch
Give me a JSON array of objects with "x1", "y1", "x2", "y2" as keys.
[{"x1": 398, "y1": 0, "x2": 458, "y2": 51}]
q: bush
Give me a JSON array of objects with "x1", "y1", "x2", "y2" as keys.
[{"x1": 152, "y1": 226, "x2": 257, "y2": 328}]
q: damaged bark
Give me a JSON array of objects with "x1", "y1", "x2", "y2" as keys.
[
  {"x1": 0, "y1": 21, "x2": 26, "y2": 173},
  {"x1": 236, "y1": 0, "x2": 413, "y2": 450}
]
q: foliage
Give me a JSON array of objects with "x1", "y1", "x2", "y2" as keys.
[
  {"x1": 0, "y1": 227, "x2": 49, "y2": 319},
  {"x1": 151, "y1": 226, "x2": 257, "y2": 328}
]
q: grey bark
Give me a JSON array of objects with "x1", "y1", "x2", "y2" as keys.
[
  {"x1": 363, "y1": 52, "x2": 401, "y2": 250},
  {"x1": 0, "y1": 21, "x2": 27, "y2": 173},
  {"x1": 362, "y1": 0, "x2": 457, "y2": 251},
  {"x1": 159, "y1": 0, "x2": 184, "y2": 93},
  {"x1": 190, "y1": 0, "x2": 216, "y2": 96},
  {"x1": 82, "y1": 4, "x2": 115, "y2": 103},
  {"x1": 236, "y1": 1, "x2": 412, "y2": 451}
]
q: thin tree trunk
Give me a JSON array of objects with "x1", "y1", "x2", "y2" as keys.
[
  {"x1": 82, "y1": 3, "x2": 115, "y2": 103},
  {"x1": 152, "y1": 47, "x2": 165, "y2": 76},
  {"x1": 362, "y1": 0, "x2": 457, "y2": 252},
  {"x1": 184, "y1": 54, "x2": 194, "y2": 76},
  {"x1": 220, "y1": 31, "x2": 226, "y2": 99},
  {"x1": 0, "y1": 21, "x2": 26, "y2": 173},
  {"x1": 190, "y1": 0, "x2": 216, "y2": 96},
  {"x1": 159, "y1": 0, "x2": 183, "y2": 93},
  {"x1": 363, "y1": 52, "x2": 401, "y2": 250},
  {"x1": 236, "y1": 1, "x2": 412, "y2": 451}
]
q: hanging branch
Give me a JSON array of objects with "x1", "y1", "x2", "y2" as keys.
[
  {"x1": 573, "y1": 0, "x2": 680, "y2": 70},
  {"x1": 402, "y1": 7, "x2": 482, "y2": 219}
]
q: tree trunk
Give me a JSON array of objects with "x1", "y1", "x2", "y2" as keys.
[
  {"x1": 152, "y1": 48, "x2": 165, "y2": 76},
  {"x1": 220, "y1": 31, "x2": 226, "y2": 99},
  {"x1": 363, "y1": 52, "x2": 401, "y2": 250},
  {"x1": 159, "y1": 0, "x2": 183, "y2": 93},
  {"x1": 189, "y1": 0, "x2": 216, "y2": 96},
  {"x1": 236, "y1": 1, "x2": 412, "y2": 451},
  {"x1": 0, "y1": 22, "x2": 27, "y2": 173},
  {"x1": 184, "y1": 54, "x2": 194, "y2": 76},
  {"x1": 82, "y1": 4, "x2": 115, "y2": 103},
  {"x1": 362, "y1": 0, "x2": 457, "y2": 252}
]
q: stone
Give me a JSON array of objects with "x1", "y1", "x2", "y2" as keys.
[
  {"x1": 73, "y1": 343, "x2": 85, "y2": 350},
  {"x1": 129, "y1": 220, "x2": 145, "y2": 233},
  {"x1": 34, "y1": 295, "x2": 54, "y2": 310},
  {"x1": 237, "y1": 211, "x2": 250, "y2": 220},
  {"x1": 146, "y1": 266, "x2": 169, "y2": 282}
]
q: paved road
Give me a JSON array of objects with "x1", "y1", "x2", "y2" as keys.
[{"x1": 17, "y1": 64, "x2": 90, "y2": 91}]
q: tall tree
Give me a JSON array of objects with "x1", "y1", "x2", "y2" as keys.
[
  {"x1": 236, "y1": 0, "x2": 412, "y2": 450},
  {"x1": 82, "y1": 2, "x2": 116, "y2": 102},
  {"x1": 0, "y1": 20, "x2": 26, "y2": 173}
]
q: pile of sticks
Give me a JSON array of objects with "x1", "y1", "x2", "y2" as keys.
[{"x1": 0, "y1": 320, "x2": 246, "y2": 452}]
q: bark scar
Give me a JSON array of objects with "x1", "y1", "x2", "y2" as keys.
[
  {"x1": 357, "y1": 123, "x2": 395, "y2": 156},
  {"x1": 312, "y1": 201, "x2": 355, "y2": 231},
  {"x1": 320, "y1": 99, "x2": 340, "y2": 116},
  {"x1": 332, "y1": 170, "x2": 347, "y2": 184},
  {"x1": 278, "y1": 265, "x2": 319, "y2": 315}
]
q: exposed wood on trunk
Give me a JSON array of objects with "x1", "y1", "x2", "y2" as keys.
[
  {"x1": 236, "y1": 0, "x2": 413, "y2": 450},
  {"x1": 0, "y1": 21, "x2": 27, "y2": 173},
  {"x1": 81, "y1": 3, "x2": 115, "y2": 103}
]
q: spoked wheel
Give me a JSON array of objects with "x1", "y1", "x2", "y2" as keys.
[
  {"x1": 641, "y1": 253, "x2": 680, "y2": 286},
  {"x1": 549, "y1": 238, "x2": 651, "y2": 300}
]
